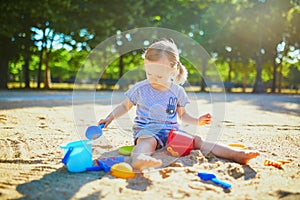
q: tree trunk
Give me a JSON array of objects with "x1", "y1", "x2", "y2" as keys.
[
  {"x1": 0, "y1": 59, "x2": 9, "y2": 89},
  {"x1": 44, "y1": 51, "x2": 51, "y2": 89},
  {"x1": 38, "y1": 48, "x2": 44, "y2": 88},
  {"x1": 200, "y1": 59, "x2": 207, "y2": 92},
  {"x1": 243, "y1": 67, "x2": 247, "y2": 93},
  {"x1": 278, "y1": 63, "x2": 283, "y2": 93},
  {"x1": 226, "y1": 61, "x2": 233, "y2": 92},
  {"x1": 253, "y1": 54, "x2": 265, "y2": 93},
  {"x1": 277, "y1": 44, "x2": 289, "y2": 93},
  {"x1": 38, "y1": 28, "x2": 46, "y2": 89},
  {"x1": 0, "y1": 35, "x2": 11, "y2": 89},
  {"x1": 44, "y1": 35, "x2": 54, "y2": 89},
  {"x1": 228, "y1": 62, "x2": 232, "y2": 82},
  {"x1": 253, "y1": 13, "x2": 265, "y2": 94},
  {"x1": 119, "y1": 55, "x2": 124, "y2": 78},
  {"x1": 24, "y1": 54, "x2": 30, "y2": 89},
  {"x1": 271, "y1": 58, "x2": 277, "y2": 93}
]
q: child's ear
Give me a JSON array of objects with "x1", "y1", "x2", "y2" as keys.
[{"x1": 173, "y1": 69, "x2": 179, "y2": 76}]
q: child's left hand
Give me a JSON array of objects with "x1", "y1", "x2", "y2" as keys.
[{"x1": 199, "y1": 113, "x2": 211, "y2": 125}]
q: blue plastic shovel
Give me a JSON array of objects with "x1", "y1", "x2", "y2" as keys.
[
  {"x1": 85, "y1": 124, "x2": 105, "y2": 140},
  {"x1": 198, "y1": 172, "x2": 231, "y2": 189}
]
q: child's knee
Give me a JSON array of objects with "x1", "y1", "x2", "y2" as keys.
[
  {"x1": 193, "y1": 135, "x2": 203, "y2": 149},
  {"x1": 136, "y1": 135, "x2": 157, "y2": 147}
]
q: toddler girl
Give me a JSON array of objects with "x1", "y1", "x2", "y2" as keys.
[{"x1": 98, "y1": 38, "x2": 259, "y2": 171}]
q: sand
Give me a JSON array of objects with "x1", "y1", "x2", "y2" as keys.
[{"x1": 0, "y1": 91, "x2": 299, "y2": 200}]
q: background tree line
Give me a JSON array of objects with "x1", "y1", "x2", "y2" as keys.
[{"x1": 0, "y1": 0, "x2": 299, "y2": 93}]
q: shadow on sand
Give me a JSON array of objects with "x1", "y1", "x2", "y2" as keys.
[
  {"x1": 1, "y1": 91, "x2": 299, "y2": 116},
  {"x1": 16, "y1": 167, "x2": 102, "y2": 200},
  {"x1": 16, "y1": 152, "x2": 152, "y2": 200}
]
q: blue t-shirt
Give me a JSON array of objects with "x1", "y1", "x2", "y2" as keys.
[{"x1": 125, "y1": 80, "x2": 190, "y2": 131}]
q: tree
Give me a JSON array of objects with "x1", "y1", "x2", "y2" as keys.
[
  {"x1": 0, "y1": 0, "x2": 23, "y2": 89},
  {"x1": 0, "y1": 0, "x2": 298, "y2": 91}
]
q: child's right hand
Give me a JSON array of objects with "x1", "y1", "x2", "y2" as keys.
[{"x1": 98, "y1": 116, "x2": 113, "y2": 128}]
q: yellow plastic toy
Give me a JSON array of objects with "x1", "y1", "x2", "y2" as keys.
[
  {"x1": 167, "y1": 146, "x2": 179, "y2": 157},
  {"x1": 110, "y1": 162, "x2": 135, "y2": 179},
  {"x1": 228, "y1": 143, "x2": 247, "y2": 149}
]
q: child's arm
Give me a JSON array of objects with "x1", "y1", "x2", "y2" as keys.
[
  {"x1": 98, "y1": 97, "x2": 133, "y2": 128},
  {"x1": 177, "y1": 107, "x2": 211, "y2": 126}
]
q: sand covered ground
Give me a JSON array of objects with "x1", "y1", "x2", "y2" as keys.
[{"x1": 0, "y1": 91, "x2": 299, "y2": 200}]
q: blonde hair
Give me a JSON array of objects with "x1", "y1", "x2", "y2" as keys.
[{"x1": 144, "y1": 38, "x2": 188, "y2": 85}]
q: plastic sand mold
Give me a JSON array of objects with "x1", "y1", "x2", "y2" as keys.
[
  {"x1": 118, "y1": 145, "x2": 134, "y2": 156},
  {"x1": 95, "y1": 156, "x2": 125, "y2": 172},
  {"x1": 110, "y1": 162, "x2": 135, "y2": 179}
]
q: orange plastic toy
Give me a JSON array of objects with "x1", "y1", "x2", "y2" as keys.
[
  {"x1": 277, "y1": 159, "x2": 292, "y2": 164},
  {"x1": 264, "y1": 159, "x2": 283, "y2": 169}
]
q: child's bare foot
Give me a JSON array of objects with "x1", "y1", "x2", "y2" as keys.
[
  {"x1": 234, "y1": 150, "x2": 260, "y2": 165},
  {"x1": 132, "y1": 154, "x2": 162, "y2": 171}
]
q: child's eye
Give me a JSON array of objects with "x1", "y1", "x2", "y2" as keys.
[{"x1": 147, "y1": 73, "x2": 152, "y2": 76}]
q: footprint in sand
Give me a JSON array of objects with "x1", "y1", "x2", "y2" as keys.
[
  {"x1": 0, "y1": 114, "x2": 7, "y2": 124},
  {"x1": 37, "y1": 116, "x2": 48, "y2": 129},
  {"x1": 6, "y1": 137, "x2": 29, "y2": 159}
]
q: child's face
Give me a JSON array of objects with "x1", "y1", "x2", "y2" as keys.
[{"x1": 144, "y1": 55, "x2": 177, "y2": 87}]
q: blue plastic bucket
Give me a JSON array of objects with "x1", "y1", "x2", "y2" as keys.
[{"x1": 60, "y1": 140, "x2": 92, "y2": 172}]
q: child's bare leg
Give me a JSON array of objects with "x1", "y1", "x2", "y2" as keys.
[
  {"x1": 194, "y1": 136, "x2": 260, "y2": 165},
  {"x1": 131, "y1": 135, "x2": 162, "y2": 171}
]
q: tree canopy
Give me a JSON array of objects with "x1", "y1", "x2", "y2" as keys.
[{"x1": 0, "y1": 0, "x2": 299, "y2": 92}]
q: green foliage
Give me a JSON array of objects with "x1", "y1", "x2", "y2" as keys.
[{"x1": 0, "y1": 0, "x2": 299, "y2": 91}]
